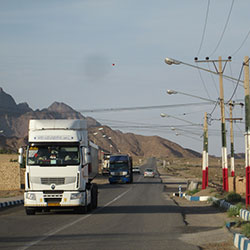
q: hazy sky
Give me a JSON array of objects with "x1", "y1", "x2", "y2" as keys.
[{"x1": 1, "y1": 0, "x2": 250, "y2": 156}]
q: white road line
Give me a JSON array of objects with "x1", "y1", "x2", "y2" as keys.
[{"x1": 18, "y1": 188, "x2": 132, "y2": 250}]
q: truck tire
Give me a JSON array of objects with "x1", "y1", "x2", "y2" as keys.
[
  {"x1": 91, "y1": 183, "x2": 98, "y2": 209},
  {"x1": 26, "y1": 207, "x2": 36, "y2": 215}
]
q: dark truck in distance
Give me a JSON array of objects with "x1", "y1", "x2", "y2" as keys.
[{"x1": 108, "y1": 155, "x2": 133, "y2": 184}]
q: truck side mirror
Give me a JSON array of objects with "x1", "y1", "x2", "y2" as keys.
[
  {"x1": 81, "y1": 147, "x2": 91, "y2": 166},
  {"x1": 18, "y1": 147, "x2": 24, "y2": 164}
]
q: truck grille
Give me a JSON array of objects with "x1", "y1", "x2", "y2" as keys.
[
  {"x1": 30, "y1": 177, "x2": 76, "y2": 186},
  {"x1": 41, "y1": 178, "x2": 65, "y2": 185}
]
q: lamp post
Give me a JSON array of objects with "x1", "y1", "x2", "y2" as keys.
[{"x1": 217, "y1": 56, "x2": 228, "y2": 192}]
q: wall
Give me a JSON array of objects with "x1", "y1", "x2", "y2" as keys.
[{"x1": 0, "y1": 154, "x2": 22, "y2": 190}]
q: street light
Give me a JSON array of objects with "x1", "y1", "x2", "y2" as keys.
[
  {"x1": 164, "y1": 57, "x2": 244, "y2": 85},
  {"x1": 160, "y1": 113, "x2": 202, "y2": 126},
  {"x1": 165, "y1": 58, "x2": 181, "y2": 65},
  {"x1": 166, "y1": 89, "x2": 217, "y2": 103}
]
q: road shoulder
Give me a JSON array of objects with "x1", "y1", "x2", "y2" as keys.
[{"x1": 158, "y1": 166, "x2": 235, "y2": 249}]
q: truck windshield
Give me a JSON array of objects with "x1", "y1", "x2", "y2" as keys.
[
  {"x1": 27, "y1": 145, "x2": 80, "y2": 166},
  {"x1": 109, "y1": 162, "x2": 128, "y2": 171}
]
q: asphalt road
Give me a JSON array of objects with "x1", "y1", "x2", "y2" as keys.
[{"x1": 0, "y1": 158, "x2": 198, "y2": 250}]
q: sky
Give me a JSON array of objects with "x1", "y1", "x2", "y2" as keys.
[{"x1": 1, "y1": 0, "x2": 250, "y2": 156}]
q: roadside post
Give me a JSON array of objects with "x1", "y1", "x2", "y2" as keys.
[{"x1": 244, "y1": 56, "x2": 250, "y2": 206}]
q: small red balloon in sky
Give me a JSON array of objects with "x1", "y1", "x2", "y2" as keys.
[{"x1": 112, "y1": 63, "x2": 115, "y2": 66}]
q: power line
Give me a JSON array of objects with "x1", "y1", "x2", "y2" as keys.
[
  {"x1": 232, "y1": 29, "x2": 250, "y2": 56},
  {"x1": 197, "y1": 0, "x2": 210, "y2": 56},
  {"x1": 209, "y1": 0, "x2": 235, "y2": 56},
  {"x1": 196, "y1": 64, "x2": 212, "y2": 99},
  {"x1": 229, "y1": 63, "x2": 239, "y2": 100},
  {"x1": 207, "y1": 63, "x2": 219, "y2": 96},
  {"x1": 226, "y1": 62, "x2": 244, "y2": 104},
  {"x1": 78, "y1": 102, "x2": 214, "y2": 113}
]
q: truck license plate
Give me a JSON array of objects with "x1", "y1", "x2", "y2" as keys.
[{"x1": 47, "y1": 202, "x2": 60, "y2": 206}]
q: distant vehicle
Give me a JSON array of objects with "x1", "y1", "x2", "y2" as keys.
[
  {"x1": 102, "y1": 154, "x2": 110, "y2": 175},
  {"x1": 144, "y1": 168, "x2": 155, "y2": 178},
  {"x1": 109, "y1": 155, "x2": 133, "y2": 184},
  {"x1": 132, "y1": 166, "x2": 140, "y2": 174}
]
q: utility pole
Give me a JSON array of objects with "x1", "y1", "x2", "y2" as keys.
[
  {"x1": 244, "y1": 56, "x2": 250, "y2": 206},
  {"x1": 229, "y1": 101, "x2": 235, "y2": 177},
  {"x1": 202, "y1": 112, "x2": 208, "y2": 189},
  {"x1": 218, "y1": 56, "x2": 228, "y2": 192},
  {"x1": 195, "y1": 56, "x2": 231, "y2": 191},
  {"x1": 225, "y1": 102, "x2": 242, "y2": 177}
]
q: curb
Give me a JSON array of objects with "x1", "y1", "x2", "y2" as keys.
[
  {"x1": 234, "y1": 233, "x2": 250, "y2": 250},
  {"x1": 173, "y1": 192, "x2": 185, "y2": 198},
  {"x1": 240, "y1": 209, "x2": 250, "y2": 221},
  {"x1": 185, "y1": 195, "x2": 211, "y2": 201},
  {"x1": 0, "y1": 199, "x2": 24, "y2": 208}
]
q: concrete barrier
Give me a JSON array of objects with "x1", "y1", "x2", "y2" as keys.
[
  {"x1": 234, "y1": 233, "x2": 250, "y2": 250},
  {"x1": 240, "y1": 209, "x2": 250, "y2": 221}
]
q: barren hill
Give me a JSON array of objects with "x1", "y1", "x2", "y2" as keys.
[{"x1": 0, "y1": 88, "x2": 201, "y2": 158}]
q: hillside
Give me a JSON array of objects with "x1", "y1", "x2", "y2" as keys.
[{"x1": 0, "y1": 88, "x2": 201, "y2": 158}]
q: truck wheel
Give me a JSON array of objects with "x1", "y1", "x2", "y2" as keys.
[
  {"x1": 26, "y1": 207, "x2": 36, "y2": 215},
  {"x1": 91, "y1": 183, "x2": 98, "y2": 209}
]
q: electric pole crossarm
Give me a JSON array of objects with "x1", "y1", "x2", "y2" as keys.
[{"x1": 180, "y1": 61, "x2": 243, "y2": 85}]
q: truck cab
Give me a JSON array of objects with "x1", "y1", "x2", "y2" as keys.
[
  {"x1": 108, "y1": 154, "x2": 133, "y2": 184},
  {"x1": 20, "y1": 119, "x2": 98, "y2": 215}
]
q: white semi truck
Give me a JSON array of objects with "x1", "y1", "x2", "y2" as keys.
[{"x1": 19, "y1": 119, "x2": 99, "y2": 215}]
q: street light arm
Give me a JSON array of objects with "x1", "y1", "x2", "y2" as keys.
[
  {"x1": 165, "y1": 58, "x2": 244, "y2": 85},
  {"x1": 167, "y1": 89, "x2": 217, "y2": 103}
]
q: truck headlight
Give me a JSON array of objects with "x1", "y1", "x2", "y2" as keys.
[
  {"x1": 70, "y1": 193, "x2": 82, "y2": 200},
  {"x1": 26, "y1": 193, "x2": 36, "y2": 200}
]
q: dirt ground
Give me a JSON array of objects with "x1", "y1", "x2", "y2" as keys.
[{"x1": 159, "y1": 157, "x2": 245, "y2": 184}]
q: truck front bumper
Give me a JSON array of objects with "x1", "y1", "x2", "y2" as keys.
[
  {"x1": 24, "y1": 191, "x2": 86, "y2": 207},
  {"x1": 109, "y1": 176, "x2": 130, "y2": 183}
]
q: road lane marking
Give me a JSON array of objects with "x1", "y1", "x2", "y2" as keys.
[{"x1": 18, "y1": 188, "x2": 132, "y2": 250}]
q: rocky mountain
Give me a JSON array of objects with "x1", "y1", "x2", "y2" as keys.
[
  {"x1": 0, "y1": 88, "x2": 201, "y2": 158},
  {"x1": 88, "y1": 126, "x2": 201, "y2": 158},
  {"x1": 0, "y1": 87, "x2": 32, "y2": 115}
]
